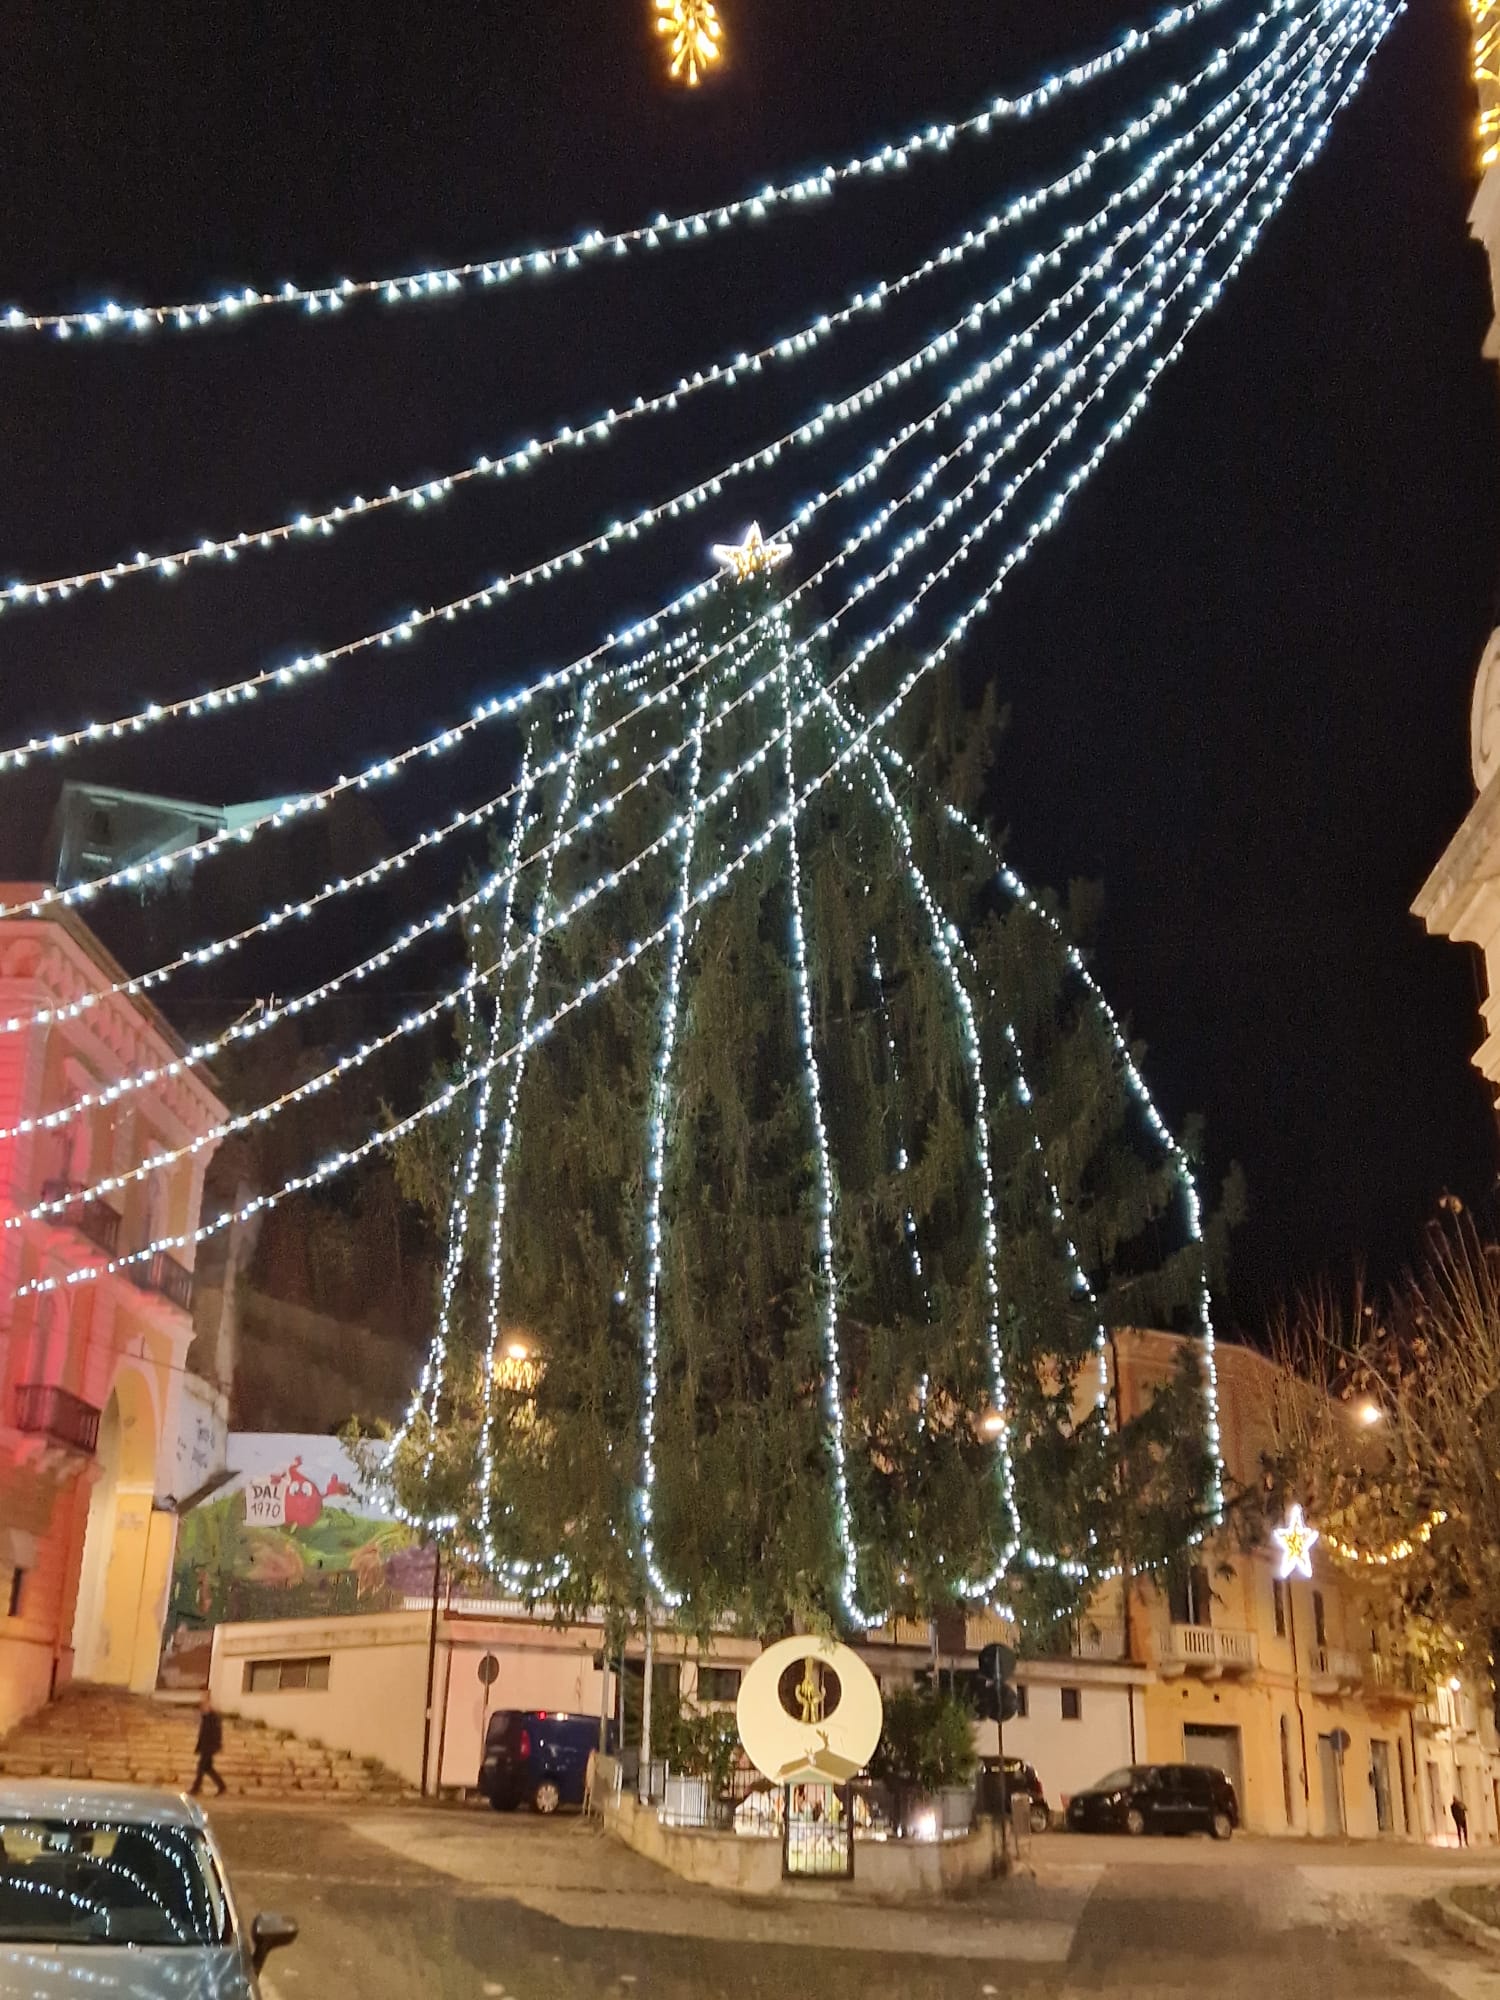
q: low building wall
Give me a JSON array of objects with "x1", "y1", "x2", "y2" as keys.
[
  {"x1": 209, "y1": 1607, "x2": 615, "y2": 1789},
  {"x1": 211, "y1": 1612, "x2": 434, "y2": 1784},
  {"x1": 605, "y1": 1791, "x2": 1002, "y2": 1900}
]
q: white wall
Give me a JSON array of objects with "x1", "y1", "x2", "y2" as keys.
[
  {"x1": 973, "y1": 1671, "x2": 1145, "y2": 1808},
  {"x1": 211, "y1": 1611, "x2": 613, "y2": 1792},
  {"x1": 211, "y1": 1614, "x2": 432, "y2": 1785},
  {"x1": 437, "y1": 1626, "x2": 607, "y2": 1790}
]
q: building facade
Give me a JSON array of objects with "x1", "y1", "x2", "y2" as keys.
[
  {"x1": 0, "y1": 894, "x2": 227, "y2": 1732},
  {"x1": 1413, "y1": 114, "x2": 1500, "y2": 1073},
  {"x1": 1115, "y1": 1331, "x2": 1499, "y2": 1843},
  {"x1": 180, "y1": 1330, "x2": 1499, "y2": 1837}
]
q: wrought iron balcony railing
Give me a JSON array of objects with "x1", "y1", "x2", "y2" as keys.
[
  {"x1": 13, "y1": 1381, "x2": 101, "y2": 1455},
  {"x1": 39, "y1": 1179, "x2": 121, "y2": 1257},
  {"x1": 127, "y1": 1249, "x2": 194, "y2": 1314}
]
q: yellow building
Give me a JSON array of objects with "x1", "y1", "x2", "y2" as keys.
[
  {"x1": 1115, "y1": 1330, "x2": 1499, "y2": 1842},
  {"x1": 0, "y1": 894, "x2": 227, "y2": 1733}
]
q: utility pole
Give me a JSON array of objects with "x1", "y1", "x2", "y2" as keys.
[
  {"x1": 420, "y1": 1542, "x2": 442, "y2": 1799},
  {"x1": 641, "y1": 1598, "x2": 655, "y2": 1800}
]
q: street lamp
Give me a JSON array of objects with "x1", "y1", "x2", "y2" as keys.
[{"x1": 1356, "y1": 1402, "x2": 1383, "y2": 1428}]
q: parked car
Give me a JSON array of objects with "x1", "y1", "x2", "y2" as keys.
[
  {"x1": 478, "y1": 1710, "x2": 616, "y2": 1814},
  {"x1": 1065, "y1": 1762, "x2": 1238, "y2": 1839},
  {"x1": 0, "y1": 1779, "x2": 297, "y2": 1996},
  {"x1": 978, "y1": 1756, "x2": 1052, "y2": 1833}
]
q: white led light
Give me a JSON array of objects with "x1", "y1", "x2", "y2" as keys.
[
  {"x1": 0, "y1": 0, "x2": 1323, "y2": 799},
  {"x1": 13, "y1": 0, "x2": 1394, "y2": 1617},
  {"x1": 0, "y1": 0, "x2": 1235, "y2": 341}
]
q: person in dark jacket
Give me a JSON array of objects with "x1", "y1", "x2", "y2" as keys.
[
  {"x1": 189, "y1": 1691, "x2": 226, "y2": 1797},
  {"x1": 1452, "y1": 1795, "x2": 1470, "y2": 1847}
]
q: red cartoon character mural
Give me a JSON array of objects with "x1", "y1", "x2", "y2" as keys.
[{"x1": 277, "y1": 1457, "x2": 355, "y2": 1529}]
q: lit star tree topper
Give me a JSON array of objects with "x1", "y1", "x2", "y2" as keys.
[
  {"x1": 655, "y1": 0, "x2": 724, "y2": 88},
  {"x1": 712, "y1": 521, "x2": 792, "y2": 581},
  {"x1": 1273, "y1": 1503, "x2": 1319, "y2": 1580}
]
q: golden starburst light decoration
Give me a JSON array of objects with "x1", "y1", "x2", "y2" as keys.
[
  {"x1": 655, "y1": 0, "x2": 724, "y2": 88},
  {"x1": 712, "y1": 522, "x2": 792, "y2": 581}
]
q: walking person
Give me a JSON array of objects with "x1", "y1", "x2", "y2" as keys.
[
  {"x1": 189, "y1": 1690, "x2": 227, "y2": 1798},
  {"x1": 1452, "y1": 1795, "x2": 1470, "y2": 1847}
]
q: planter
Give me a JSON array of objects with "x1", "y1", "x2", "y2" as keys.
[{"x1": 938, "y1": 1786, "x2": 976, "y2": 1837}]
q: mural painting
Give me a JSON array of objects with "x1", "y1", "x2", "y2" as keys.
[{"x1": 158, "y1": 1434, "x2": 428, "y2": 1689}]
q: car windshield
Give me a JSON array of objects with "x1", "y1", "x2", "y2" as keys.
[
  {"x1": 0, "y1": 1817, "x2": 230, "y2": 1948},
  {"x1": 1089, "y1": 1769, "x2": 1139, "y2": 1792}
]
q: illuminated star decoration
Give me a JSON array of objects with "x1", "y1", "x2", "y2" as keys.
[
  {"x1": 1272, "y1": 1503, "x2": 1319, "y2": 1581},
  {"x1": 712, "y1": 522, "x2": 792, "y2": 582},
  {"x1": 655, "y1": 0, "x2": 724, "y2": 88}
]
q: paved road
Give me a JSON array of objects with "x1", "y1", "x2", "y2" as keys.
[{"x1": 207, "y1": 1803, "x2": 1500, "y2": 1999}]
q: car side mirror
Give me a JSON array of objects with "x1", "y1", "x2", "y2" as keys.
[{"x1": 251, "y1": 1912, "x2": 299, "y2": 1971}]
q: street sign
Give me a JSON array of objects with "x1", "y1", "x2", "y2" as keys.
[
  {"x1": 477, "y1": 1653, "x2": 500, "y2": 1688},
  {"x1": 977, "y1": 1642, "x2": 1017, "y2": 1684},
  {"x1": 1330, "y1": 1727, "x2": 1351, "y2": 1754}
]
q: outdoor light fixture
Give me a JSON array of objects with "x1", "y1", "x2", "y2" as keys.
[{"x1": 1357, "y1": 1401, "x2": 1382, "y2": 1427}]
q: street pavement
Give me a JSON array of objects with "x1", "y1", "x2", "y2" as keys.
[{"x1": 204, "y1": 1801, "x2": 1500, "y2": 1999}]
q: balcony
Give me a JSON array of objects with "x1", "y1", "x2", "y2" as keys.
[
  {"x1": 13, "y1": 1382, "x2": 101, "y2": 1455},
  {"x1": 1310, "y1": 1645, "x2": 1364, "y2": 1695},
  {"x1": 127, "y1": 1249, "x2": 194, "y2": 1315},
  {"x1": 1364, "y1": 1651, "x2": 1425, "y2": 1702},
  {"x1": 1067, "y1": 1620, "x2": 1128, "y2": 1662},
  {"x1": 1157, "y1": 1623, "x2": 1258, "y2": 1679},
  {"x1": 40, "y1": 1179, "x2": 121, "y2": 1257}
]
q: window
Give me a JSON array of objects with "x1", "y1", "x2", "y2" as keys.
[
  {"x1": 622, "y1": 1659, "x2": 681, "y2": 1745},
  {"x1": 1272, "y1": 1578, "x2": 1286, "y2": 1639},
  {"x1": 1012, "y1": 1682, "x2": 1029, "y2": 1720},
  {"x1": 6, "y1": 1569, "x2": 23, "y2": 1619},
  {"x1": 695, "y1": 1666, "x2": 742, "y2": 1704},
  {"x1": 1167, "y1": 1564, "x2": 1213, "y2": 1627},
  {"x1": 1312, "y1": 1590, "x2": 1327, "y2": 1650},
  {"x1": 1279, "y1": 1714, "x2": 1295, "y2": 1824},
  {"x1": 1060, "y1": 1686, "x2": 1082, "y2": 1721},
  {"x1": 243, "y1": 1655, "x2": 330, "y2": 1694},
  {"x1": 0, "y1": 1814, "x2": 229, "y2": 1949}
]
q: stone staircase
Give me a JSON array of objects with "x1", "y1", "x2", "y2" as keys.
[{"x1": 0, "y1": 1685, "x2": 414, "y2": 1801}]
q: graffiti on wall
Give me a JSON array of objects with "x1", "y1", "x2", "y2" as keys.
[{"x1": 158, "y1": 1434, "x2": 429, "y2": 1688}]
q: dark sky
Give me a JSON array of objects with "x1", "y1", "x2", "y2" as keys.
[{"x1": 1, "y1": 0, "x2": 1497, "y2": 1320}]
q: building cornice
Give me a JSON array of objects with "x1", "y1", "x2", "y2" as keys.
[{"x1": 0, "y1": 896, "x2": 226, "y2": 1136}]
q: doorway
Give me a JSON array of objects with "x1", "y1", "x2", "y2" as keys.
[
  {"x1": 1183, "y1": 1724, "x2": 1246, "y2": 1815},
  {"x1": 1370, "y1": 1739, "x2": 1394, "y2": 1835},
  {"x1": 1317, "y1": 1734, "x2": 1346, "y2": 1837},
  {"x1": 1279, "y1": 1714, "x2": 1296, "y2": 1827}
]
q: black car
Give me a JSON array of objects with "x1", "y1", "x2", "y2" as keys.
[
  {"x1": 979, "y1": 1756, "x2": 1052, "y2": 1834},
  {"x1": 1065, "y1": 1763, "x2": 1238, "y2": 1839}
]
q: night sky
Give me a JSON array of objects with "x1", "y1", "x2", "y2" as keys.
[{"x1": 1, "y1": 0, "x2": 1497, "y2": 1321}]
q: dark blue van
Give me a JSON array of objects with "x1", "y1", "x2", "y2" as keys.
[{"x1": 478, "y1": 1710, "x2": 615, "y2": 1813}]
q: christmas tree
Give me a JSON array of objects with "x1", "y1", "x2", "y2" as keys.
[{"x1": 386, "y1": 556, "x2": 1228, "y2": 1640}]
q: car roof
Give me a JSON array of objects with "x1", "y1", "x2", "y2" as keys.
[{"x1": 0, "y1": 1779, "x2": 209, "y2": 1830}]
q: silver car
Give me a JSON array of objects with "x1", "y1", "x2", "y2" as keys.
[{"x1": 0, "y1": 1780, "x2": 297, "y2": 1997}]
